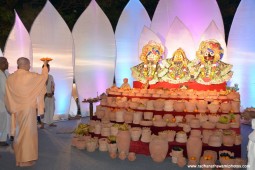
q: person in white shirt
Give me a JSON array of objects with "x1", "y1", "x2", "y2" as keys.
[{"x1": 40, "y1": 63, "x2": 56, "y2": 128}]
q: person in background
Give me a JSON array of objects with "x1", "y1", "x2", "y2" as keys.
[
  {"x1": 5, "y1": 57, "x2": 48, "y2": 167},
  {"x1": 40, "y1": 63, "x2": 56, "y2": 129},
  {"x1": 0, "y1": 57, "x2": 10, "y2": 146}
]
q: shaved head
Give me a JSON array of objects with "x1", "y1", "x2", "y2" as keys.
[
  {"x1": 0, "y1": 57, "x2": 7, "y2": 63},
  {"x1": 17, "y1": 57, "x2": 30, "y2": 71},
  {"x1": 0, "y1": 57, "x2": 8, "y2": 71}
]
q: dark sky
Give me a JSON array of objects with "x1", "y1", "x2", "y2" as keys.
[{"x1": 0, "y1": 0, "x2": 241, "y2": 50}]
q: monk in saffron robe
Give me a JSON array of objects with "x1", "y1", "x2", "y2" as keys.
[{"x1": 5, "y1": 57, "x2": 48, "y2": 167}]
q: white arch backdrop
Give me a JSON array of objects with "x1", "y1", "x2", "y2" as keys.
[
  {"x1": 30, "y1": 0, "x2": 73, "y2": 119},
  {"x1": 228, "y1": 0, "x2": 255, "y2": 108},
  {"x1": 115, "y1": 0, "x2": 151, "y2": 87},
  {"x1": 4, "y1": 11, "x2": 32, "y2": 74},
  {"x1": 165, "y1": 17, "x2": 195, "y2": 60},
  {"x1": 151, "y1": 0, "x2": 224, "y2": 47},
  {"x1": 72, "y1": 0, "x2": 116, "y2": 116}
]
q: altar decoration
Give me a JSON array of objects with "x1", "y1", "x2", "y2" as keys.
[
  {"x1": 159, "y1": 48, "x2": 193, "y2": 83},
  {"x1": 194, "y1": 39, "x2": 233, "y2": 85},
  {"x1": 131, "y1": 41, "x2": 164, "y2": 87}
]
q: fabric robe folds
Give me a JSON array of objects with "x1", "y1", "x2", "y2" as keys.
[{"x1": 5, "y1": 67, "x2": 48, "y2": 163}]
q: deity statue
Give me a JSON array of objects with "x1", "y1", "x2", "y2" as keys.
[
  {"x1": 194, "y1": 39, "x2": 233, "y2": 85},
  {"x1": 159, "y1": 48, "x2": 193, "y2": 84},
  {"x1": 120, "y1": 78, "x2": 131, "y2": 90},
  {"x1": 131, "y1": 41, "x2": 165, "y2": 88}
]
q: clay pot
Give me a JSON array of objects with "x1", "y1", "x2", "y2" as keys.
[
  {"x1": 109, "y1": 111, "x2": 116, "y2": 121},
  {"x1": 124, "y1": 112, "x2": 133, "y2": 123},
  {"x1": 202, "y1": 130, "x2": 213, "y2": 144},
  {"x1": 146, "y1": 100, "x2": 154, "y2": 110},
  {"x1": 153, "y1": 99, "x2": 165, "y2": 111},
  {"x1": 167, "y1": 130, "x2": 176, "y2": 142},
  {"x1": 96, "y1": 110, "x2": 105, "y2": 119},
  {"x1": 128, "y1": 152, "x2": 136, "y2": 161},
  {"x1": 175, "y1": 115, "x2": 183, "y2": 123},
  {"x1": 185, "y1": 114, "x2": 195, "y2": 123},
  {"x1": 186, "y1": 136, "x2": 202, "y2": 165},
  {"x1": 177, "y1": 156, "x2": 186, "y2": 167},
  {"x1": 118, "y1": 151, "x2": 127, "y2": 160},
  {"x1": 190, "y1": 118, "x2": 201, "y2": 128},
  {"x1": 183, "y1": 124, "x2": 191, "y2": 133},
  {"x1": 220, "y1": 102, "x2": 231, "y2": 113},
  {"x1": 203, "y1": 150, "x2": 218, "y2": 163},
  {"x1": 174, "y1": 101, "x2": 185, "y2": 112},
  {"x1": 208, "y1": 114, "x2": 220, "y2": 123},
  {"x1": 101, "y1": 127, "x2": 110, "y2": 137},
  {"x1": 235, "y1": 135, "x2": 242, "y2": 145},
  {"x1": 86, "y1": 138, "x2": 97, "y2": 152},
  {"x1": 108, "y1": 143, "x2": 117, "y2": 153},
  {"x1": 71, "y1": 136, "x2": 79, "y2": 147},
  {"x1": 149, "y1": 137, "x2": 168, "y2": 163},
  {"x1": 185, "y1": 100, "x2": 197, "y2": 112},
  {"x1": 190, "y1": 130, "x2": 202, "y2": 138},
  {"x1": 116, "y1": 130, "x2": 131, "y2": 155},
  {"x1": 227, "y1": 91, "x2": 240, "y2": 100},
  {"x1": 76, "y1": 139, "x2": 87, "y2": 150},
  {"x1": 196, "y1": 113, "x2": 208, "y2": 122},
  {"x1": 222, "y1": 134, "x2": 236, "y2": 147},
  {"x1": 110, "y1": 126, "x2": 118, "y2": 136},
  {"x1": 197, "y1": 100, "x2": 208, "y2": 113},
  {"x1": 109, "y1": 152, "x2": 117, "y2": 159},
  {"x1": 130, "y1": 127, "x2": 142, "y2": 141},
  {"x1": 208, "y1": 134, "x2": 222, "y2": 147},
  {"x1": 128, "y1": 101, "x2": 139, "y2": 109},
  {"x1": 164, "y1": 100, "x2": 174, "y2": 111},
  {"x1": 170, "y1": 147, "x2": 184, "y2": 164},
  {"x1": 99, "y1": 138, "x2": 108, "y2": 152},
  {"x1": 208, "y1": 103, "x2": 220, "y2": 113},
  {"x1": 116, "y1": 109, "x2": 125, "y2": 122},
  {"x1": 202, "y1": 121, "x2": 215, "y2": 129},
  {"x1": 231, "y1": 100, "x2": 240, "y2": 113},
  {"x1": 106, "y1": 97, "x2": 114, "y2": 105},
  {"x1": 153, "y1": 115, "x2": 162, "y2": 121},
  {"x1": 94, "y1": 123, "x2": 101, "y2": 135},
  {"x1": 219, "y1": 157, "x2": 235, "y2": 170},
  {"x1": 158, "y1": 131, "x2": 168, "y2": 139},
  {"x1": 133, "y1": 112, "x2": 143, "y2": 124},
  {"x1": 141, "y1": 128, "x2": 151, "y2": 143},
  {"x1": 200, "y1": 156, "x2": 214, "y2": 170},
  {"x1": 144, "y1": 112, "x2": 153, "y2": 120}
]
